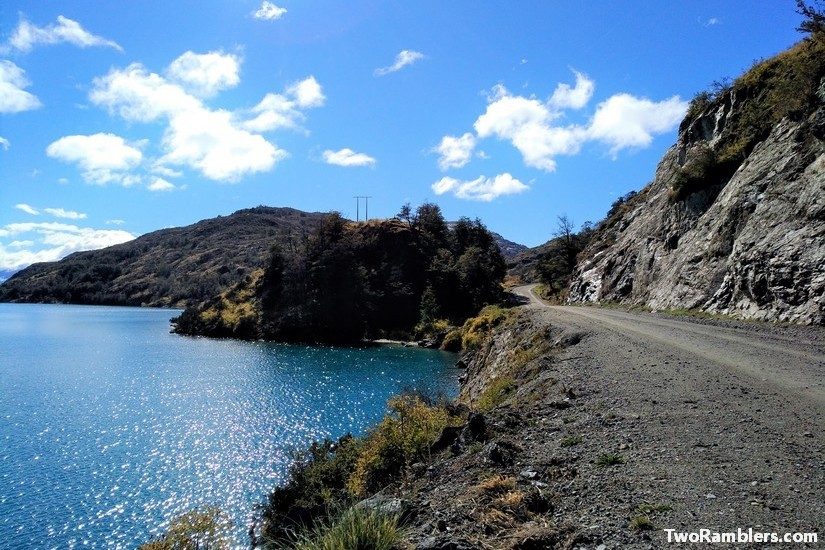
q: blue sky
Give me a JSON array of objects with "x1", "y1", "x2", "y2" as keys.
[{"x1": 0, "y1": 1, "x2": 805, "y2": 274}]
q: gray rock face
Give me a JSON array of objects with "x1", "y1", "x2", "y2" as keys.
[{"x1": 569, "y1": 96, "x2": 824, "y2": 325}]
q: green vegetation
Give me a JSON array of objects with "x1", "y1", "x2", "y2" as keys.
[
  {"x1": 281, "y1": 508, "x2": 403, "y2": 550},
  {"x1": 560, "y1": 434, "x2": 583, "y2": 447},
  {"x1": 139, "y1": 507, "x2": 232, "y2": 550},
  {"x1": 595, "y1": 453, "x2": 626, "y2": 467},
  {"x1": 174, "y1": 203, "x2": 507, "y2": 344},
  {"x1": 348, "y1": 395, "x2": 460, "y2": 497},
  {"x1": 534, "y1": 216, "x2": 595, "y2": 299},
  {"x1": 259, "y1": 395, "x2": 458, "y2": 544},
  {"x1": 0, "y1": 206, "x2": 324, "y2": 307},
  {"x1": 628, "y1": 514, "x2": 655, "y2": 531},
  {"x1": 671, "y1": 28, "x2": 825, "y2": 202},
  {"x1": 475, "y1": 376, "x2": 517, "y2": 412}
]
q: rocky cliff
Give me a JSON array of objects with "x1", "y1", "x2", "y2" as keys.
[{"x1": 569, "y1": 37, "x2": 825, "y2": 324}]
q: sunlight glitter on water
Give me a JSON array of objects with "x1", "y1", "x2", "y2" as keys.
[{"x1": 0, "y1": 304, "x2": 458, "y2": 549}]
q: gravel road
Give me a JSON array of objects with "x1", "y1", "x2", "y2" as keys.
[{"x1": 511, "y1": 284, "x2": 824, "y2": 546}]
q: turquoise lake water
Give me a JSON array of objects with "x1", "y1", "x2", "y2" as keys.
[{"x1": 0, "y1": 304, "x2": 458, "y2": 549}]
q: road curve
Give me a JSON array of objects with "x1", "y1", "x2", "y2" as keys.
[{"x1": 513, "y1": 284, "x2": 825, "y2": 405}]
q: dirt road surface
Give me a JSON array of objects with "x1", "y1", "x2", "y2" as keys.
[{"x1": 512, "y1": 284, "x2": 824, "y2": 546}]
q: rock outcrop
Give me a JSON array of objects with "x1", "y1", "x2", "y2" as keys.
[{"x1": 569, "y1": 38, "x2": 825, "y2": 325}]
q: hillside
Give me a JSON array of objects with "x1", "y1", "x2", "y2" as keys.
[
  {"x1": 568, "y1": 33, "x2": 825, "y2": 324},
  {"x1": 172, "y1": 206, "x2": 508, "y2": 344},
  {"x1": 0, "y1": 207, "x2": 327, "y2": 308}
]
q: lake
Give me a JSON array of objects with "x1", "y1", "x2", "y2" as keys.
[{"x1": 0, "y1": 304, "x2": 459, "y2": 549}]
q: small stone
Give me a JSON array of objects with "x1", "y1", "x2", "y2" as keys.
[{"x1": 706, "y1": 493, "x2": 717, "y2": 499}]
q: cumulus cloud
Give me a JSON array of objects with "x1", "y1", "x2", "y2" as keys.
[
  {"x1": 439, "y1": 71, "x2": 687, "y2": 174},
  {"x1": 253, "y1": 1, "x2": 287, "y2": 20},
  {"x1": 587, "y1": 94, "x2": 688, "y2": 156},
  {"x1": 322, "y1": 148, "x2": 376, "y2": 167},
  {"x1": 44, "y1": 207, "x2": 87, "y2": 220},
  {"x1": 15, "y1": 203, "x2": 39, "y2": 215},
  {"x1": 474, "y1": 84, "x2": 586, "y2": 171},
  {"x1": 147, "y1": 177, "x2": 177, "y2": 192},
  {"x1": 0, "y1": 222, "x2": 135, "y2": 272},
  {"x1": 5, "y1": 15, "x2": 122, "y2": 53},
  {"x1": 166, "y1": 50, "x2": 241, "y2": 97},
  {"x1": 0, "y1": 61, "x2": 41, "y2": 113},
  {"x1": 287, "y1": 76, "x2": 325, "y2": 108},
  {"x1": 549, "y1": 71, "x2": 594, "y2": 109},
  {"x1": 432, "y1": 173, "x2": 529, "y2": 201},
  {"x1": 243, "y1": 77, "x2": 326, "y2": 132},
  {"x1": 435, "y1": 133, "x2": 476, "y2": 171},
  {"x1": 89, "y1": 58, "x2": 322, "y2": 182},
  {"x1": 46, "y1": 133, "x2": 143, "y2": 186},
  {"x1": 375, "y1": 50, "x2": 425, "y2": 76}
]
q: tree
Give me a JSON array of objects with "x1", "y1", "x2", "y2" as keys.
[
  {"x1": 797, "y1": 0, "x2": 825, "y2": 36},
  {"x1": 554, "y1": 215, "x2": 577, "y2": 272},
  {"x1": 396, "y1": 203, "x2": 413, "y2": 227}
]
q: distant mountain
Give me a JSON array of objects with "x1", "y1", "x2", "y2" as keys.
[
  {"x1": 0, "y1": 207, "x2": 327, "y2": 308},
  {"x1": 0, "y1": 207, "x2": 527, "y2": 308},
  {"x1": 447, "y1": 222, "x2": 526, "y2": 261}
]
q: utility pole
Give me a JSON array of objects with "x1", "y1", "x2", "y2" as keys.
[{"x1": 353, "y1": 196, "x2": 372, "y2": 222}]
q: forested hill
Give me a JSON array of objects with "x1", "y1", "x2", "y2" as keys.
[
  {"x1": 0, "y1": 206, "x2": 525, "y2": 309},
  {"x1": 172, "y1": 205, "x2": 508, "y2": 344},
  {"x1": 0, "y1": 207, "x2": 327, "y2": 308}
]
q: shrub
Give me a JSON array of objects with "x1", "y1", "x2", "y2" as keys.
[
  {"x1": 595, "y1": 453, "x2": 626, "y2": 467},
  {"x1": 560, "y1": 435, "x2": 583, "y2": 447},
  {"x1": 285, "y1": 508, "x2": 403, "y2": 550},
  {"x1": 475, "y1": 377, "x2": 516, "y2": 412},
  {"x1": 440, "y1": 328, "x2": 463, "y2": 351},
  {"x1": 261, "y1": 436, "x2": 363, "y2": 544},
  {"x1": 347, "y1": 395, "x2": 459, "y2": 497},
  {"x1": 139, "y1": 507, "x2": 232, "y2": 550},
  {"x1": 461, "y1": 305, "x2": 511, "y2": 350},
  {"x1": 629, "y1": 515, "x2": 655, "y2": 531}
]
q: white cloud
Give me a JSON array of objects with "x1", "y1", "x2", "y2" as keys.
[
  {"x1": 161, "y1": 108, "x2": 286, "y2": 181},
  {"x1": 242, "y1": 76, "x2": 325, "y2": 132},
  {"x1": 474, "y1": 84, "x2": 586, "y2": 171},
  {"x1": 375, "y1": 50, "x2": 425, "y2": 76},
  {"x1": 44, "y1": 207, "x2": 87, "y2": 220},
  {"x1": 90, "y1": 63, "x2": 200, "y2": 122},
  {"x1": 106, "y1": 219, "x2": 125, "y2": 225},
  {"x1": 287, "y1": 76, "x2": 325, "y2": 108},
  {"x1": 5, "y1": 15, "x2": 122, "y2": 53},
  {"x1": 0, "y1": 136, "x2": 9, "y2": 150},
  {"x1": 0, "y1": 222, "x2": 135, "y2": 271},
  {"x1": 549, "y1": 71, "x2": 594, "y2": 110},
  {"x1": 0, "y1": 60, "x2": 41, "y2": 113},
  {"x1": 253, "y1": 1, "x2": 287, "y2": 20},
  {"x1": 446, "y1": 72, "x2": 686, "y2": 173},
  {"x1": 587, "y1": 93, "x2": 688, "y2": 156},
  {"x1": 323, "y1": 148, "x2": 376, "y2": 167},
  {"x1": 432, "y1": 173, "x2": 529, "y2": 201},
  {"x1": 15, "y1": 203, "x2": 39, "y2": 215},
  {"x1": 147, "y1": 177, "x2": 176, "y2": 192},
  {"x1": 46, "y1": 133, "x2": 143, "y2": 186},
  {"x1": 90, "y1": 60, "x2": 318, "y2": 182},
  {"x1": 705, "y1": 17, "x2": 720, "y2": 26},
  {"x1": 167, "y1": 50, "x2": 241, "y2": 97},
  {"x1": 435, "y1": 132, "x2": 476, "y2": 171}
]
